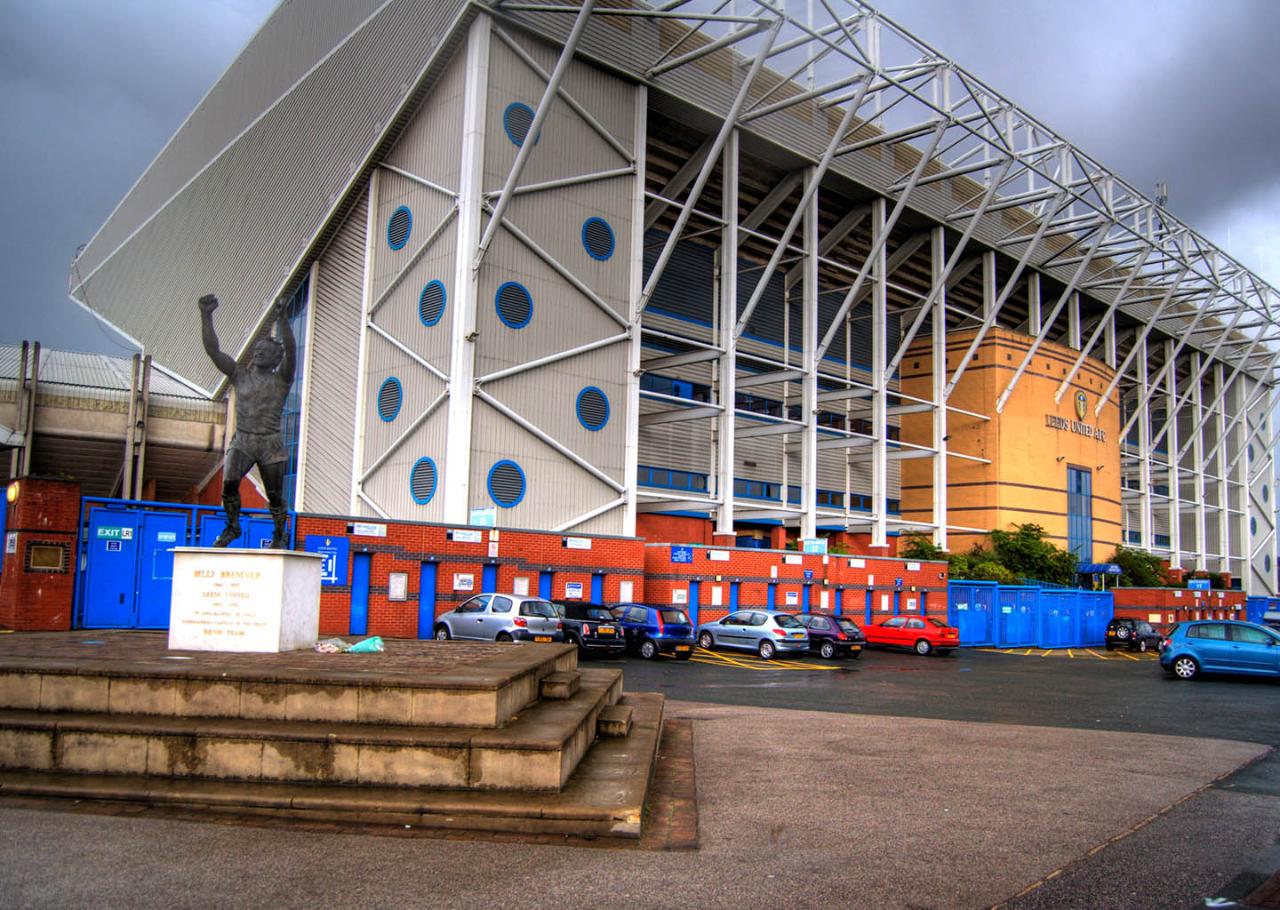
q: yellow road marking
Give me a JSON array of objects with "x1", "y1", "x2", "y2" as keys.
[
  {"x1": 1024, "y1": 648, "x2": 1035, "y2": 656},
  {"x1": 691, "y1": 647, "x2": 840, "y2": 671},
  {"x1": 1068, "y1": 649, "x2": 1075, "y2": 659},
  {"x1": 1084, "y1": 649, "x2": 1108, "y2": 660},
  {"x1": 1040, "y1": 650, "x2": 1053, "y2": 657},
  {"x1": 1117, "y1": 650, "x2": 1140, "y2": 661}
]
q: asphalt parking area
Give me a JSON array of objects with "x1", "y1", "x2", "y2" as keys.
[
  {"x1": 687, "y1": 646, "x2": 843, "y2": 671},
  {"x1": 975, "y1": 645, "x2": 1162, "y2": 661}
]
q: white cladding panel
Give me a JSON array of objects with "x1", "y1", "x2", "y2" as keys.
[{"x1": 301, "y1": 194, "x2": 368, "y2": 514}]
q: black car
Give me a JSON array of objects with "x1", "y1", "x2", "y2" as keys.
[
  {"x1": 552, "y1": 602, "x2": 627, "y2": 658},
  {"x1": 1105, "y1": 617, "x2": 1161, "y2": 653},
  {"x1": 799, "y1": 612, "x2": 865, "y2": 659}
]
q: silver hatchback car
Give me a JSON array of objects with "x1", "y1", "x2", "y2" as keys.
[
  {"x1": 696, "y1": 610, "x2": 809, "y2": 660},
  {"x1": 433, "y1": 594, "x2": 563, "y2": 643}
]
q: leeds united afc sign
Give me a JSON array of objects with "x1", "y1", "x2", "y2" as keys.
[{"x1": 1046, "y1": 391, "x2": 1107, "y2": 442}]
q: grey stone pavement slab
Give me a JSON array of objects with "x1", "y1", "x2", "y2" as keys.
[{"x1": 0, "y1": 699, "x2": 1266, "y2": 909}]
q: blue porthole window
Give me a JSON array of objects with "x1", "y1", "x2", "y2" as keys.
[
  {"x1": 387, "y1": 205, "x2": 412, "y2": 251},
  {"x1": 496, "y1": 282, "x2": 533, "y2": 329},
  {"x1": 576, "y1": 386, "x2": 610, "y2": 431},
  {"x1": 503, "y1": 103, "x2": 539, "y2": 147},
  {"x1": 410, "y1": 457, "x2": 438, "y2": 505},
  {"x1": 377, "y1": 377, "x2": 402, "y2": 422},
  {"x1": 581, "y1": 217, "x2": 615, "y2": 261},
  {"x1": 1265, "y1": 485, "x2": 1271, "y2": 504},
  {"x1": 1249, "y1": 443, "x2": 1256, "y2": 463},
  {"x1": 1252, "y1": 516, "x2": 1258, "y2": 536},
  {"x1": 419, "y1": 280, "x2": 446, "y2": 327},
  {"x1": 488, "y1": 460, "x2": 526, "y2": 508},
  {"x1": 1267, "y1": 554, "x2": 1273, "y2": 574}
]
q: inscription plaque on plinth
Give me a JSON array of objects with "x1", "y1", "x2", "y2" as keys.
[{"x1": 169, "y1": 548, "x2": 323, "y2": 652}]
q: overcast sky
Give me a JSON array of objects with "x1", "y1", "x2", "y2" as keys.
[{"x1": 1, "y1": 0, "x2": 1277, "y2": 355}]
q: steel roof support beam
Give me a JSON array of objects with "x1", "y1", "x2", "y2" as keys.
[
  {"x1": 715, "y1": 130, "x2": 738, "y2": 537},
  {"x1": 1094, "y1": 271, "x2": 1193, "y2": 418},
  {"x1": 800, "y1": 166, "x2": 819, "y2": 539},
  {"x1": 639, "y1": 18, "x2": 783, "y2": 315},
  {"x1": 1201, "y1": 351, "x2": 1280, "y2": 468},
  {"x1": 474, "y1": 0, "x2": 596, "y2": 270},
  {"x1": 1169, "y1": 328, "x2": 1270, "y2": 462}
]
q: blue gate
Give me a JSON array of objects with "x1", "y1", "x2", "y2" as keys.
[
  {"x1": 997, "y1": 586, "x2": 1038, "y2": 647},
  {"x1": 1037, "y1": 591, "x2": 1078, "y2": 648},
  {"x1": 1078, "y1": 592, "x2": 1112, "y2": 646},
  {"x1": 78, "y1": 497, "x2": 295, "y2": 630},
  {"x1": 948, "y1": 581, "x2": 998, "y2": 646},
  {"x1": 1246, "y1": 596, "x2": 1269, "y2": 624}
]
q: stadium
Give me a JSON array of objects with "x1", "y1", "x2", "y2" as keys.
[{"x1": 27, "y1": 0, "x2": 1276, "y2": 629}]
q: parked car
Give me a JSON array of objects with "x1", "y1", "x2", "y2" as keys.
[
  {"x1": 1159, "y1": 620, "x2": 1280, "y2": 681},
  {"x1": 695, "y1": 610, "x2": 809, "y2": 660},
  {"x1": 433, "y1": 593, "x2": 563, "y2": 643},
  {"x1": 799, "y1": 612, "x2": 865, "y2": 659},
  {"x1": 610, "y1": 603, "x2": 696, "y2": 660},
  {"x1": 1262, "y1": 611, "x2": 1280, "y2": 630},
  {"x1": 863, "y1": 615, "x2": 959, "y2": 656},
  {"x1": 552, "y1": 602, "x2": 626, "y2": 658},
  {"x1": 1105, "y1": 617, "x2": 1162, "y2": 653}
]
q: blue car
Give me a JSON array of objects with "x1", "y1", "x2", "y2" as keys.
[
  {"x1": 610, "y1": 603, "x2": 696, "y2": 660},
  {"x1": 1159, "y1": 620, "x2": 1280, "y2": 681}
]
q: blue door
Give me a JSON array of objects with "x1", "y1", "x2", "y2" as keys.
[
  {"x1": 590, "y1": 575, "x2": 604, "y2": 605},
  {"x1": 729, "y1": 582, "x2": 740, "y2": 612},
  {"x1": 198, "y1": 514, "x2": 274, "y2": 549},
  {"x1": 82, "y1": 509, "x2": 141, "y2": 628},
  {"x1": 136, "y1": 511, "x2": 188, "y2": 628},
  {"x1": 350, "y1": 553, "x2": 371, "y2": 636},
  {"x1": 539, "y1": 571, "x2": 553, "y2": 600},
  {"x1": 417, "y1": 562, "x2": 438, "y2": 639},
  {"x1": 767, "y1": 583, "x2": 777, "y2": 610},
  {"x1": 481, "y1": 564, "x2": 498, "y2": 593},
  {"x1": 688, "y1": 580, "x2": 700, "y2": 626},
  {"x1": 833, "y1": 588, "x2": 843, "y2": 616},
  {"x1": 865, "y1": 589, "x2": 873, "y2": 623},
  {"x1": 801, "y1": 585, "x2": 811, "y2": 613},
  {"x1": 892, "y1": 591, "x2": 901, "y2": 616}
]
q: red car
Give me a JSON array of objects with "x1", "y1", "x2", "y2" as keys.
[{"x1": 863, "y1": 615, "x2": 959, "y2": 656}]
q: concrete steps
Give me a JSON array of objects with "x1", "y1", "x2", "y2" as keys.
[
  {"x1": 598, "y1": 703, "x2": 633, "y2": 738},
  {"x1": 0, "y1": 669, "x2": 623, "y2": 793},
  {"x1": 539, "y1": 670, "x2": 580, "y2": 700},
  {"x1": 0, "y1": 643, "x2": 578, "y2": 729},
  {"x1": 0, "y1": 693, "x2": 665, "y2": 838}
]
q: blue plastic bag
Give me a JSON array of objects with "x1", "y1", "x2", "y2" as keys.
[{"x1": 347, "y1": 636, "x2": 384, "y2": 654}]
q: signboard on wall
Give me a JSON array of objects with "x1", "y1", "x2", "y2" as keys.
[
  {"x1": 304, "y1": 536, "x2": 349, "y2": 587},
  {"x1": 1187, "y1": 579, "x2": 1210, "y2": 590},
  {"x1": 672, "y1": 589, "x2": 688, "y2": 604},
  {"x1": 564, "y1": 581, "x2": 584, "y2": 599},
  {"x1": 454, "y1": 573, "x2": 474, "y2": 592},
  {"x1": 513, "y1": 576, "x2": 530, "y2": 596},
  {"x1": 351, "y1": 522, "x2": 386, "y2": 537},
  {"x1": 671, "y1": 546, "x2": 694, "y2": 564},
  {"x1": 388, "y1": 572, "x2": 408, "y2": 602},
  {"x1": 619, "y1": 580, "x2": 634, "y2": 602},
  {"x1": 785, "y1": 591, "x2": 799, "y2": 606},
  {"x1": 469, "y1": 508, "x2": 496, "y2": 528},
  {"x1": 801, "y1": 538, "x2": 827, "y2": 554}
]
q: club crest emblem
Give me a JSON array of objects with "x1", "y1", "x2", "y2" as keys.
[{"x1": 1074, "y1": 391, "x2": 1087, "y2": 421}]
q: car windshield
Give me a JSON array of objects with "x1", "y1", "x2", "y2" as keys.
[
  {"x1": 837, "y1": 619, "x2": 861, "y2": 635},
  {"x1": 773, "y1": 613, "x2": 804, "y2": 629},
  {"x1": 521, "y1": 600, "x2": 557, "y2": 618},
  {"x1": 661, "y1": 610, "x2": 690, "y2": 624}
]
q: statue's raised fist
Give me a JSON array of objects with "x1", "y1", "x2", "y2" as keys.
[{"x1": 198, "y1": 294, "x2": 219, "y2": 313}]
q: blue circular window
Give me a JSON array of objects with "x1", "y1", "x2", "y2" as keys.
[
  {"x1": 387, "y1": 206, "x2": 412, "y2": 251},
  {"x1": 377, "y1": 377, "x2": 402, "y2": 422},
  {"x1": 576, "y1": 386, "x2": 609, "y2": 431},
  {"x1": 581, "y1": 217, "x2": 615, "y2": 261},
  {"x1": 488, "y1": 460, "x2": 526, "y2": 508},
  {"x1": 1252, "y1": 516, "x2": 1258, "y2": 536},
  {"x1": 1249, "y1": 443, "x2": 1256, "y2": 463},
  {"x1": 410, "y1": 457, "x2": 437, "y2": 505},
  {"x1": 496, "y1": 282, "x2": 533, "y2": 329},
  {"x1": 1267, "y1": 554, "x2": 1273, "y2": 574},
  {"x1": 503, "y1": 103, "x2": 539, "y2": 147},
  {"x1": 1265, "y1": 485, "x2": 1271, "y2": 504},
  {"x1": 419, "y1": 280, "x2": 446, "y2": 327}
]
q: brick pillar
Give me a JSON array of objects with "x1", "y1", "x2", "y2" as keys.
[
  {"x1": 768, "y1": 527, "x2": 788, "y2": 550},
  {"x1": 0, "y1": 477, "x2": 81, "y2": 631}
]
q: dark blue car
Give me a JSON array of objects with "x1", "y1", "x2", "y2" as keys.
[
  {"x1": 1159, "y1": 620, "x2": 1280, "y2": 680},
  {"x1": 610, "y1": 603, "x2": 696, "y2": 660}
]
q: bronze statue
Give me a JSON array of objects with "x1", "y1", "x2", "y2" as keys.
[{"x1": 199, "y1": 293, "x2": 296, "y2": 548}]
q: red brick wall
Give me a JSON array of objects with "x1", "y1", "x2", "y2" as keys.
[
  {"x1": 294, "y1": 516, "x2": 645, "y2": 638},
  {"x1": 1112, "y1": 587, "x2": 1245, "y2": 629},
  {"x1": 635, "y1": 514, "x2": 711, "y2": 546},
  {"x1": 0, "y1": 477, "x2": 81, "y2": 631},
  {"x1": 642, "y1": 543, "x2": 947, "y2": 625}
]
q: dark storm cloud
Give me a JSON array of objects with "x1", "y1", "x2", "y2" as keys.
[{"x1": 0, "y1": 0, "x2": 274, "y2": 354}]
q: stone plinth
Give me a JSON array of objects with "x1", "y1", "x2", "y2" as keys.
[{"x1": 168, "y1": 548, "x2": 322, "y2": 653}]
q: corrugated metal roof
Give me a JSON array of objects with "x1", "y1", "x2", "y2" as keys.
[{"x1": 0, "y1": 345, "x2": 208, "y2": 400}]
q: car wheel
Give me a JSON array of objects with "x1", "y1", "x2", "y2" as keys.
[
  {"x1": 915, "y1": 639, "x2": 933, "y2": 656},
  {"x1": 433, "y1": 625, "x2": 451, "y2": 641},
  {"x1": 640, "y1": 639, "x2": 659, "y2": 660},
  {"x1": 1138, "y1": 639, "x2": 1148, "y2": 653},
  {"x1": 1172, "y1": 656, "x2": 1199, "y2": 680},
  {"x1": 819, "y1": 641, "x2": 837, "y2": 660},
  {"x1": 698, "y1": 631, "x2": 715, "y2": 650},
  {"x1": 758, "y1": 639, "x2": 777, "y2": 660},
  {"x1": 496, "y1": 632, "x2": 513, "y2": 643}
]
